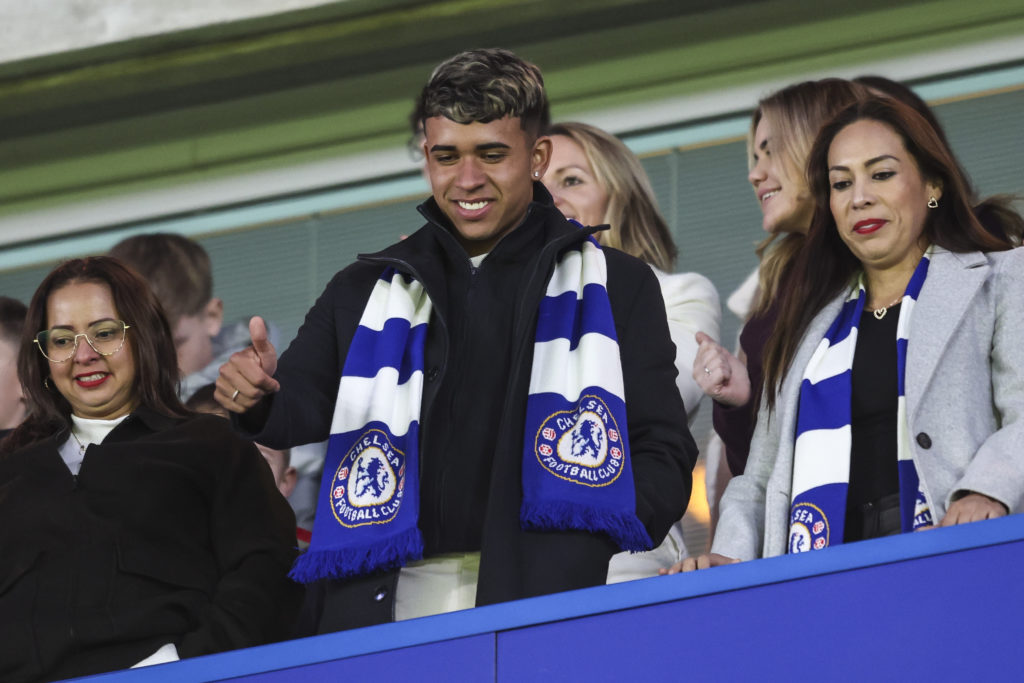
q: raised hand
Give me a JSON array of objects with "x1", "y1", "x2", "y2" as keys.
[
  {"x1": 215, "y1": 316, "x2": 281, "y2": 413},
  {"x1": 692, "y1": 331, "x2": 752, "y2": 407}
]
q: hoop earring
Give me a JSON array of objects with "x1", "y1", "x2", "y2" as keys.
[{"x1": 927, "y1": 196, "x2": 939, "y2": 209}]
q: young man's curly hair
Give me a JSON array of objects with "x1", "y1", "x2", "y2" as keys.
[{"x1": 413, "y1": 48, "x2": 550, "y2": 138}]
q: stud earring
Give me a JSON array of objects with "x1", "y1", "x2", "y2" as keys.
[
  {"x1": 927, "y1": 196, "x2": 938, "y2": 209},
  {"x1": 533, "y1": 171, "x2": 540, "y2": 178}
]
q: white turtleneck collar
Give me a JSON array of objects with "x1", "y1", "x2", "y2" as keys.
[{"x1": 59, "y1": 413, "x2": 129, "y2": 475}]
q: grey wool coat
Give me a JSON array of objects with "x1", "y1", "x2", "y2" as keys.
[{"x1": 712, "y1": 246, "x2": 1024, "y2": 560}]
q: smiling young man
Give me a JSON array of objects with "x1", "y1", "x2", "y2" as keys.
[{"x1": 218, "y1": 48, "x2": 695, "y2": 632}]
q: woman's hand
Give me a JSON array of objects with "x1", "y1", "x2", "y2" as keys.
[
  {"x1": 659, "y1": 553, "x2": 741, "y2": 575},
  {"x1": 939, "y1": 492, "x2": 1008, "y2": 526},
  {"x1": 692, "y1": 331, "x2": 751, "y2": 407}
]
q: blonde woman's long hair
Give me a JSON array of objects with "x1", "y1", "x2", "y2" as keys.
[
  {"x1": 547, "y1": 122, "x2": 677, "y2": 272},
  {"x1": 748, "y1": 79, "x2": 871, "y2": 316}
]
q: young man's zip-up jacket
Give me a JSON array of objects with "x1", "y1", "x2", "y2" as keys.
[{"x1": 237, "y1": 184, "x2": 696, "y2": 632}]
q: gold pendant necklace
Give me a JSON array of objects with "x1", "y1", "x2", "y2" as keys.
[{"x1": 872, "y1": 296, "x2": 903, "y2": 320}]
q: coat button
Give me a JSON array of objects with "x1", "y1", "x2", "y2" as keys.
[
  {"x1": 373, "y1": 585, "x2": 389, "y2": 602},
  {"x1": 426, "y1": 367, "x2": 440, "y2": 382},
  {"x1": 916, "y1": 433, "x2": 932, "y2": 449}
]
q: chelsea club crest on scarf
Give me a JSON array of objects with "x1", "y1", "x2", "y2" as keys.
[
  {"x1": 330, "y1": 429, "x2": 406, "y2": 527},
  {"x1": 534, "y1": 395, "x2": 625, "y2": 486}
]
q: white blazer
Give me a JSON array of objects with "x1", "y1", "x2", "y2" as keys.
[
  {"x1": 712, "y1": 246, "x2": 1024, "y2": 560},
  {"x1": 651, "y1": 267, "x2": 721, "y2": 425}
]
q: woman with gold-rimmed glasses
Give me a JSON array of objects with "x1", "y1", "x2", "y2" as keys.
[
  {"x1": 0, "y1": 257, "x2": 300, "y2": 683},
  {"x1": 35, "y1": 318, "x2": 132, "y2": 362}
]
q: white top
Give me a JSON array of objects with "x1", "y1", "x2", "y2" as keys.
[
  {"x1": 727, "y1": 267, "x2": 760, "y2": 322},
  {"x1": 131, "y1": 643, "x2": 180, "y2": 668},
  {"x1": 651, "y1": 267, "x2": 722, "y2": 425},
  {"x1": 58, "y1": 414, "x2": 128, "y2": 475}
]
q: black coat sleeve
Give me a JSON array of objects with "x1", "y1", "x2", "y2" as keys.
[
  {"x1": 606, "y1": 252, "x2": 696, "y2": 545},
  {"x1": 234, "y1": 264, "x2": 380, "y2": 449}
]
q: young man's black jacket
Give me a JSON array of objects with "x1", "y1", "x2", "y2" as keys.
[{"x1": 239, "y1": 184, "x2": 696, "y2": 631}]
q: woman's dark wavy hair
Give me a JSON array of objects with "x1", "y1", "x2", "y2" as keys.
[
  {"x1": 3, "y1": 256, "x2": 191, "y2": 453},
  {"x1": 854, "y1": 75, "x2": 1023, "y2": 244},
  {"x1": 761, "y1": 96, "x2": 1015, "y2": 412}
]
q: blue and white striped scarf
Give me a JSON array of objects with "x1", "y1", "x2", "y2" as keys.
[
  {"x1": 788, "y1": 247, "x2": 934, "y2": 553},
  {"x1": 291, "y1": 236, "x2": 650, "y2": 583}
]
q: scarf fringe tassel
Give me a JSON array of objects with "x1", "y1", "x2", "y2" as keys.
[
  {"x1": 521, "y1": 500, "x2": 653, "y2": 552},
  {"x1": 289, "y1": 527, "x2": 423, "y2": 584}
]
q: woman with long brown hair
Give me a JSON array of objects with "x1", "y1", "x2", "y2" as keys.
[
  {"x1": 680, "y1": 97, "x2": 1023, "y2": 570},
  {"x1": 0, "y1": 257, "x2": 300, "y2": 682}
]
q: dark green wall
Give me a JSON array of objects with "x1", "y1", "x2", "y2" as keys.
[{"x1": 3, "y1": 87, "x2": 1021, "y2": 355}]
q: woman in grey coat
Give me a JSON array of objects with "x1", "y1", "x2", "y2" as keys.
[{"x1": 668, "y1": 96, "x2": 1023, "y2": 571}]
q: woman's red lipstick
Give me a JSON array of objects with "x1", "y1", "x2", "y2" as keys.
[
  {"x1": 853, "y1": 218, "x2": 887, "y2": 235},
  {"x1": 75, "y1": 372, "x2": 110, "y2": 388}
]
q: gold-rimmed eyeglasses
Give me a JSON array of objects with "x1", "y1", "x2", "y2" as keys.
[{"x1": 34, "y1": 320, "x2": 131, "y2": 363}]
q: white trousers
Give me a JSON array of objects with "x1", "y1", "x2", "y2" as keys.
[{"x1": 395, "y1": 552, "x2": 480, "y2": 621}]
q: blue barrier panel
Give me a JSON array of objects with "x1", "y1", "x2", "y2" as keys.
[
  {"x1": 232, "y1": 634, "x2": 494, "y2": 682},
  {"x1": 499, "y1": 540, "x2": 1024, "y2": 680},
  {"x1": 73, "y1": 514, "x2": 1024, "y2": 682}
]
